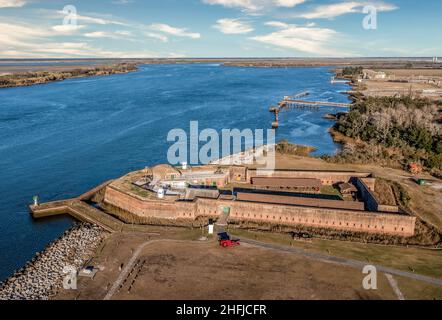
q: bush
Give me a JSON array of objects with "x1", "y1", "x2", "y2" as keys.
[
  {"x1": 426, "y1": 153, "x2": 442, "y2": 170},
  {"x1": 342, "y1": 66, "x2": 363, "y2": 76}
]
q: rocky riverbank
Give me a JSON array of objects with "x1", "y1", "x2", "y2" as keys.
[{"x1": 0, "y1": 223, "x2": 107, "y2": 300}]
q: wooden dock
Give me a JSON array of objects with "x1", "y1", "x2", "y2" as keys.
[
  {"x1": 269, "y1": 91, "x2": 352, "y2": 128},
  {"x1": 279, "y1": 99, "x2": 351, "y2": 109},
  {"x1": 331, "y1": 76, "x2": 350, "y2": 84}
]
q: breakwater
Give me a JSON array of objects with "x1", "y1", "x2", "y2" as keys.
[{"x1": 0, "y1": 223, "x2": 106, "y2": 300}]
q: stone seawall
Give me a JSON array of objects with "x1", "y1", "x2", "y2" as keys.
[
  {"x1": 0, "y1": 223, "x2": 106, "y2": 300},
  {"x1": 104, "y1": 186, "x2": 416, "y2": 237}
]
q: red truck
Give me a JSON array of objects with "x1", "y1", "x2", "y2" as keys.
[{"x1": 218, "y1": 232, "x2": 240, "y2": 248}]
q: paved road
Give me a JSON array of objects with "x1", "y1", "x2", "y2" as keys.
[{"x1": 239, "y1": 237, "x2": 442, "y2": 287}]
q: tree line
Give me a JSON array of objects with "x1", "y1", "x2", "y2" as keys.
[{"x1": 333, "y1": 96, "x2": 442, "y2": 174}]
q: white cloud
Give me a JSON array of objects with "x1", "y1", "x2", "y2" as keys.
[
  {"x1": 149, "y1": 23, "x2": 201, "y2": 39},
  {"x1": 83, "y1": 30, "x2": 139, "y2": 42},
  {"x1": 84, "y1": 31, "x2": 114, "y2": 38},
  {"x1": 145, "y1": 32, "x2": 169, "y2": 42},
  {"x1": 202, "y1": 0, "x2": 305, "y2": 13},
  {"x1": 274, "y1": 0, "x2": 305, "y2": 7},
  {"x1": 252, "y1": 22, "x2": 346, "y2": 56},
  {"x1": 0, "y1": 21, "x2": 166, "y2": 58},
  {"x1": 52, "y1": 24, "x2": 85, "y2": 35},
  {"x1": 77, "y1": 14, "x2": 129, "y2": 26},
  {"x1": 203, "y1": 0, "x2": 262, "y2": 11},
  {"x1": 298, "y1": 1, "x2": 398, "y2": 19},
  {"x1": 0, "y1": 22, "x2": 50, "y2": 47},
  {"x1": 52, "y1": 10, "x2": 129, "y2": 26},
  {"x1": 115, "y1": 30, "x2": 132, "y2": 36},
  {"x1": 265, "y1": 21, "x2": 289, "y2": 28},
  {"x1": 112, "y1": 0, "x2": 134, "y2": 4},
  {"x1": 214, "y1": 18, "x2": 254, "y2": 34},
  {"x1": 0, "y1": 0, "x2": 26, "y2": 8},
  {"x1": 0, "y1": 38, "x2": 160, "y2": 58}
]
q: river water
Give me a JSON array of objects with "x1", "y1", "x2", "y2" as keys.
[{"x1": 0, "y1": 64, "x2": 350, "y2": 281}]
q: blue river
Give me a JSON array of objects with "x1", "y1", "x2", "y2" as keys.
[{"x1": 0, "y1": 64, "x2": 350, "y2": 281}]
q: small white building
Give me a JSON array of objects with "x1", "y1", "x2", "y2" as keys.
[{"x1": 364, "y1": 70, "x2": 387, "y2": 80}]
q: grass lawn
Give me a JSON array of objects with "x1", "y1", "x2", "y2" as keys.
[{"x1": 229, "y1": 228, "x2": 442, "y2": 280}]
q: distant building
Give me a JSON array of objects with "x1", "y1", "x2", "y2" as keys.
[
  {"x1": 364, "y1": 70, "x2": 387, "y2": 80},
  {"x1": 338, "y1": 182, "x2": 358, "y2": 201}
]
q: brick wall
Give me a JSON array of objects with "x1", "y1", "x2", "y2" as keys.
[
  {"x1": 104, "y1": 185, "x2": 416, "y2": 237},
  {"x1": 247, "y1": 170, "x2": 371, "y2": 185},
  {"x1": 355, "y1": 178, "x2": 399, "y2": 213}
]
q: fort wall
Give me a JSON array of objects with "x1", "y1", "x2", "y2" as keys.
[
  {"x1": 355, "y1": 178, "x2": 399, "y2": 213},
  {"x1": 103, "y1": 185, "x2": 416, "y2": 237},
  {"x1": 247, "y1": 170, "x2": 371, "y2": 185}
]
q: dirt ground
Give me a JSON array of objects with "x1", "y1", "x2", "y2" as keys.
[
  {"x1": 53, "y1": 231, "x2": 442, "y2": 300},
  {"x1": 361, "y1": 80, "x2": 439, "y2": 99},
  {"x1": 55, "y1": 232, "x2": 398, "y2": 300},
  {"x1": 374, "y1": 179, "x2": 397, "y2": 206},
  {"x1": 378, "y1": 69, "x2": 442, "y2": 77}
]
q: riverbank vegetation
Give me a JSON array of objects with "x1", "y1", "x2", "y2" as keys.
[
  {"x1": 341, "y1": 66, "x2": 364, "y2": 76},
  {"x1": 326, "y1": 96, "x2": 442, "y2": 177},
  {"x1": 0, "y1": 63, "x2": 138, "y2": 88},
  {"x1": 276, "y1": 140, "x2": 317, "y2": 157}
]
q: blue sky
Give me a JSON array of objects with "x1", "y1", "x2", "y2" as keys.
[{"x1": 0, "y1": 0, "x2": 441, "y2": 58}]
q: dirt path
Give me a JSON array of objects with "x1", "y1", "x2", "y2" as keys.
[
  {"x1": 385, "y1": 274, "x2": 405, "y2": 300},
  {"x1": 103, "y1": 240, "x2": 153, "y2": 300}
]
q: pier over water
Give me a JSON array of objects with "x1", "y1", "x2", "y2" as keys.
[{"x1": 270, "y1": 91, "x2": 352, "y2": 128}]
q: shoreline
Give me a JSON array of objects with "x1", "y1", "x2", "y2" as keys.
[
  {"x1": 0, "y1": 63, "x2": 138, "y2": 89},
  {"x1": 0, "y1": 223, "x2": 106, "y2": 300},
  {"x1": 1, "y1": 57, "x2": 438, "y2": 89}
]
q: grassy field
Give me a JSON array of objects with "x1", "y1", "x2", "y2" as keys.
[
  {"x1": 378, "y1": 69, "x2": 442, "y2": 77},
  {"x1": 55, "y1": 232, "x2": 398, "y2": 300},
  {"x1": 229, "y1": 228, "x2": 442, "y2": 280},
  {"x1": 53, "y1": 227, "x2": 442, "y2": 300}
]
